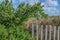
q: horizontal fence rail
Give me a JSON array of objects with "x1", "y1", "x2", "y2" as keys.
[{"x1": 31, "y1": 23, "x2": 60, "y2": 40}]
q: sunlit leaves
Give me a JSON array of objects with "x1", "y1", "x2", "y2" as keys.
[{"x1": 0, "y1": 0, "x2": 48, "y2": 40}]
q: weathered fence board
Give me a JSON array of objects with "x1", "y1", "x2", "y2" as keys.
[
  {"x1": 45, "y1": 25, "x2": 48, "y2": 40},
  {"x1": 32, "y1": 23, "x2": 34, "y2": 38},
  {"x1": 53, "y1": 26, "x2": 56, "y2": 40},
  {"x1": 49, "y1": 25, "x2": 52, "y2": 40},
  {"x1": 31, "y1": 23, "x2": 60, "y2": 40},
  {"x1": 36, "y1": 23, "x2": 39, "y2": 40}
]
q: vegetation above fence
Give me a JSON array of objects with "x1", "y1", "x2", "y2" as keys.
[
  {"x1": 0, "y1": 0, "x2": 48, "y2": 27},
  {"x1": 27, "y1": 16, "x2": 60, "y2": 27},
  {"x1": 0, "y1": 0, "x2": 48, "y2": 40}
]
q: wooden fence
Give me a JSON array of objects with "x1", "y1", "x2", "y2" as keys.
[{"x1": 31, "y1": 23, "x2": 60, "y2": 40}]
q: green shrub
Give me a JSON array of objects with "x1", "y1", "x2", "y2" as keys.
[
  {"x1": 0, "y1": 24, "x2": 33, "y2": 40},
  {"x1": 0, "y1": 24, "x2": 8, "y2": 40}
]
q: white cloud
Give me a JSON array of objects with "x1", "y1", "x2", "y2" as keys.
[
  {"x1": 28, "y1": 0, "x2": 39, "y2": 5},
  {"x1": 42, "y1": 0, "x2": 59, "y2": 16},
  {"x1": 45, "y1": 0, "x2": 58, "y2": 6},
  {"x1": 43, "y1": 6, "x2": 60, "y2": 16}
]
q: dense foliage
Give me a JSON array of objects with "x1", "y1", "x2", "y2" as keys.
[
  {"x1": 0, "y1": 0, "x2": 48, "y2": 40},
  {"x1": 0, "y1": 24, "x2": 33, "y2": 40}
]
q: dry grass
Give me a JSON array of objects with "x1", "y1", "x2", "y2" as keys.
[{"x1": 27, "y1": 16, "x2": 60, "y2": 27}]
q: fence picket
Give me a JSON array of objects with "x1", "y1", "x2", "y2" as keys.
[
  {"x1": 41, "y1": 25, "x2": 43, "y2": 40},
  {"x1": 32, "y1": 23, "x2": 34, "y2": 38},
  {"x1": 49, "y1": 25, "x2": 52, "y2": 40},
  {"x1": 57, "y1": 26, "x2": 59, "y2": 40},
  {"x1": 36, "y1": 23, "x2": 39, "y2": 40},
  {"x1": 45, "y1": 25, "x2": 48, "y2": 40},
  {"x1": 53, "y1": 26, "x2": 56, "y2": 40}
]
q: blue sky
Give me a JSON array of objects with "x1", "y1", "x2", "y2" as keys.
[{"x1": 0, "y1": 0, "x2": 60, "y2": 16}]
